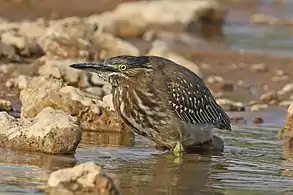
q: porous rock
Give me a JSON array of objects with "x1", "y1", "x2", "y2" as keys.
[
  {"x1": 0, "y1": 107, "x2": 81, "y2": 154},
  {"x1": 37, "y1": 57, "x2": 89, "y2": 86},
  {"x1": 92, "y1": 32, "x2": 140, "y2": 59},
  {"x1": 47, "y1": 161, "x2": 120, "y2": 195},
  {"x1": 0, "y1": 98, "x2": 12, "y2": 112},
  {"x1": 38, "y1": 18, "x2": 139, "y2": 60},
  {"x1": 20, "y1": 76, "x2": 130, "y2": 132}
]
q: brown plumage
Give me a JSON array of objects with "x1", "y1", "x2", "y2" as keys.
[{"x1": 70, "y1": 55, "x2": 231, "y2": 150}]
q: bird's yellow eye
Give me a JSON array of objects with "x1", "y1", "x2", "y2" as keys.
[{"x1": 119, "y1": 64, "x2": 127, "y2": 71}]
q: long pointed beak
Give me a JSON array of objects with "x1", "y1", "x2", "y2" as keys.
[{"x1": 69, "y1": 61, "x2": 117, "y2": 73}]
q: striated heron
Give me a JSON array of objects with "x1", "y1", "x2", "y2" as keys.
[{"x1": 70, "y1": 55, "x2": 231, "y2": 155}]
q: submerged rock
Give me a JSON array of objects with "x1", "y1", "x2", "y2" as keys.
[
  {"x1": 47, "y1": 161, "x2": 120, "y2": 195},
  {"x1": 20, "y1": 76, "x2": 130, "y2": 132},
  {"x1": 0, "y1": 107, "x2": 81, "y2": 154}
]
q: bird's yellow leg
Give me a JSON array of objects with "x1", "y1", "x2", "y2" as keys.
[{"x1": 173, "y1": 141, "x2": 184, "y2": 157}]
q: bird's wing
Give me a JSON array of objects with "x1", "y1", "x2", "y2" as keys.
[{"x1": 166, "y1": 70, "x2": 231, "y2": 130}]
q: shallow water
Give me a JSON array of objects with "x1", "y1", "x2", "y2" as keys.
[
  {"x1": 1, "y1": 108, "x2": 293, "y2": 195},
  {"x1": 225, "y1": 1, "x2": 293, "y2": 57}
]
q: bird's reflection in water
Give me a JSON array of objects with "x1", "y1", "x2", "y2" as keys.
[{"x1": 118, "y1": 152, "x2": 224, "y2": 195}]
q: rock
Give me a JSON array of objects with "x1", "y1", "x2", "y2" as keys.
[
  {"x1": 47, "y1": 161, "x2": 120, "y2": 195},
  {"x1": 37, "y1": 57, "x2": 89, "y2": 86},
  {"x1": 111, "y1": 0, "x2": 225, "y2": 29},
  {"x1": 102, "y1": 83, "x2": 112, "y2": 96},
  {"x1": 272, "y1": 75, "x2": 289, "y2": 82},
  {"x1": 148, "y1": 42, "x2": 203, "y2": 78},
  {"x1": 278, "y1": 83, "x2": 293, "y2": 97},
  {"x1": 38, "y1": 33, "x2": 95, "y2": 60},
  {"x1": 46, "y1": 17, "x2": 97, "y2": 39},
  {"x1": 0, "y1": 99, "x2": 12, "y2": 112},
  {"x1": 85, "y1": 87, "x2": 103, "y2": 99},
  {"x1": 87, "y1": 12, "x2": 147, "y2": 38},
  {"x1": 0, "y1": 41, "x2": 21, "y2": 62},
  {"x1": 252, "y1": 117, "x2": 264, "y2": 124},
  {"x1": 279, "y1": 100, "x2": 292, "y2": 108},
  {"x1": 260, "y1": 91, "x2": 279, "y2": 104},
  {"x1": 216, "y1": 98, "x2": 245, "y2": 111},
  {"x1": 18, "y1": 19, "x2": 48, "y2": 39},
  {"x1": 5, "y1": 75, "x2": 32, "y2": 89},
  {"x1": 206, "y1": 75, "x2": 234, "y2": 92},
  {"x1": 206, "y1": 75, "x2": 224, "y2": 84},
  {"x1": 250, "y1": 104, "x2": 268, "y2": 112},
  {"x1": 92, "y1": 32, "x2": 140, "y2": 59},
  {"x1": 251, "y1": 13, "x2": 280, "y2": 25},
  {"x1": 0, "y1": 107, "x2": 81, "y2": 154},
  {"x1": 39, "y1": 18, "x2": 139, "y2": 60},
  {"x1": 1, "y1": 30, "x2": 43, "y2": 58},
  {"x1": 20, "y1": 76, "x2": 130, "y2": 132},
  {"x1": 249, "y1": 63, "x2": 268, "y2": 73},
  {"x1": 102, "y1": 95, "x2": 115, "y2": 111}
]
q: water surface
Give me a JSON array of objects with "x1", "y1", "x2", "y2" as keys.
[{"x1": 1, "y1": 108, "x2": 293, "y2": 195}]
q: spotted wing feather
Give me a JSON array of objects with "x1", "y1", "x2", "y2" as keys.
[{"x1": 166, "y1": 69, "x2": 231, "y2": 130}]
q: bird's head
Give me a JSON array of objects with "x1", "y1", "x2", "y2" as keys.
[{"x1": 70, "y1": 55, "x2": 152, "y2": 83}]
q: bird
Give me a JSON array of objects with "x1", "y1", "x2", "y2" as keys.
[{"x1": 70, "y1": 55, "x2": 231, "y2": 155}]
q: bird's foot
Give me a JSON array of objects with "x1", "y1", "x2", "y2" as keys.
[{"x1": 173, "y1": 141, "x2": 184, "y2": 157}]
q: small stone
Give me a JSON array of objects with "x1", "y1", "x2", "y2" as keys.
[
  {"x1": 260, "y1": 91, "x2": 278, "y2": 104},
  {"x1": 249, "y1": 63, "x2": 268, "y2": 72},
  {"x1": 216, "y1": 98, "x2": 245, "y2": 111},
  {"x1": 85, "y1": 87, "x2": 103, "y2": 98},
  {"x1": 220, "y1": 83, "x2": 234, "y2": 92},
  {"x1": 103, "y1": 94, "x2": 114, "y2": 111},
  {"x1": 279, "y1": 100, "x2": 292, "y2": 108},
  {"x1": 206, "y1": 75, "x2": 224, "y2": 84},
  {"x1": 278, "y1": 83, "x2": 293, "y2": 97},
  {"x1": 0, "y1": 107, "x2": 82, "y2": 154},
  {"x1": 248, "y1": 100, "x2": 259, "y2": 106},
  {"x1": 92, "y1": 32, "x2": 140, "y2": 59},
  {"x1": 0, "y1": 99, "x2": 12, "y2": 112},
  {"x1": 47, "y1": 161, "x2": 120, "y2": 195},
  {"x1": 5, "y1": 75, "x2": 32, "y2": 89},
  {"x1": 251, "y1": 13, "x2": 280, "y2": 25},
  {"x1": 250, "y1": 104, "x2": 268, "y2": 112},
  {"x1": 253, "y1": 117, "x2": 264, "y2": 124},
  {"x1": 37, "y1": 57, "x2": 87, "y2": 86},
  {"x1": 102, "y1": 83, "x2": 112, "y2": 96},
  {"x1": 272, "y1": 75, "x2": 289, "y2": 82}
]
